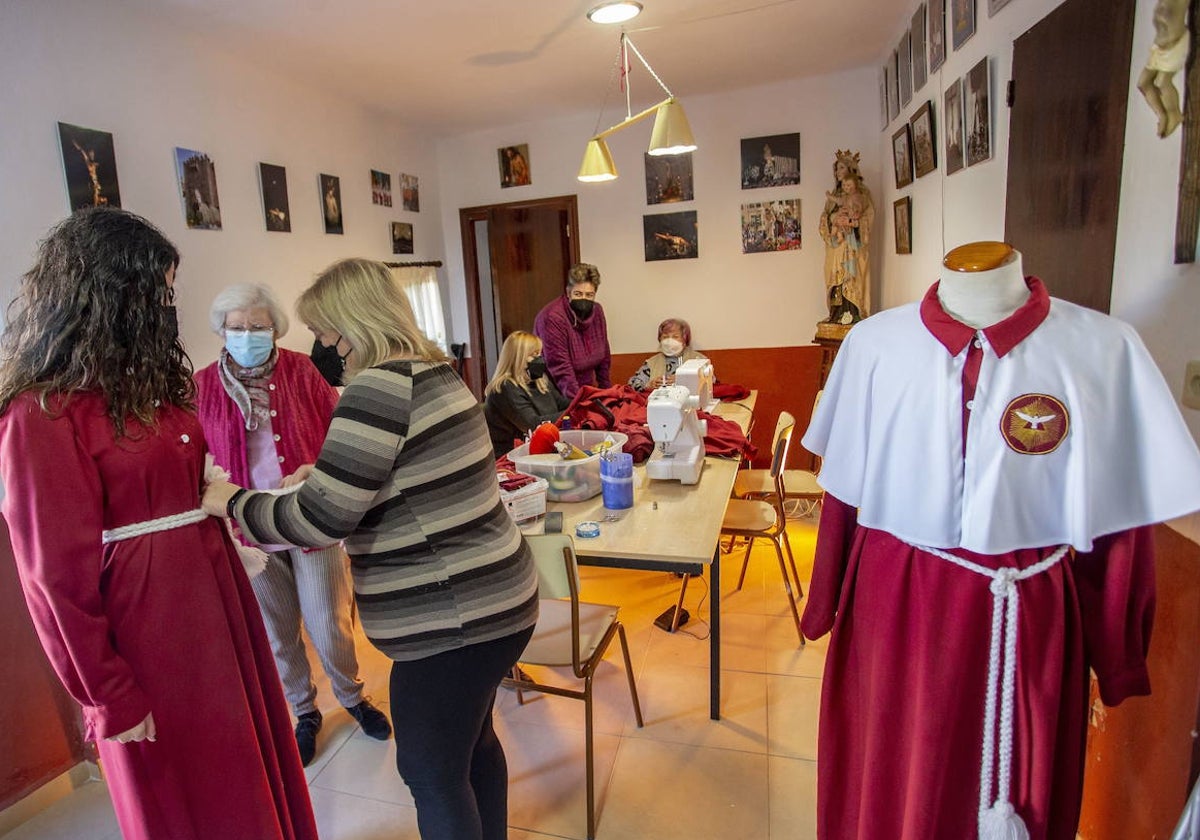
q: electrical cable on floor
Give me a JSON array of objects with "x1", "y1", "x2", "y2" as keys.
[{"x1": 665, "y1": 572, "x2": 711, "y2": 641}]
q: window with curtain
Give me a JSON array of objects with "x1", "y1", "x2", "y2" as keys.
[{"x1": 388, "y1": 265, "x2": 448, "y2": 352}]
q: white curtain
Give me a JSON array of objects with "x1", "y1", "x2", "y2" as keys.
[{"x1": 389, "y1": 265, "x2": 448, "y2": 352}]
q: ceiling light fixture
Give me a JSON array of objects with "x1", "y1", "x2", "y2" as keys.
[
  {"x1": 578, "y1": 33, "x2": 697, "y2": 183},
  {"x1": 586, "y1": 1, "x2": 643, "y2": 25}
]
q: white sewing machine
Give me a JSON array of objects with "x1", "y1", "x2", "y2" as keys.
[{"x1": 645, "y1": 385, "x2": 707, "y2": 484}]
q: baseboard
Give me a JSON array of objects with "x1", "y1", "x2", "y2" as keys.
[{"x1": 0, "y1": 761, "x2": 100, "y2": 835}]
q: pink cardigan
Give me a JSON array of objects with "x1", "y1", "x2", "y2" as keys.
[{"x1": 195, "y1": 348, "x2": 339, "y2": 489}]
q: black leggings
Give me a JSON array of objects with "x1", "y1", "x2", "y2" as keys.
[{"x1": 388, "y1": 626, "x2": 534, "y2": 840}]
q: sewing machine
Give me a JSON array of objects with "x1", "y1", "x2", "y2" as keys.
[{"x1": 645, "y1": 385, "x2": 707, "y2": 484}]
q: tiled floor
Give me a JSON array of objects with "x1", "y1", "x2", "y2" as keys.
[{"x1": 3, "y1": 519, "x2": 823, "y2": 840}]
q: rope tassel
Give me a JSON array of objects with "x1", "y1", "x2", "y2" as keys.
[{"x1": 979, "y1": 802, "x2": 1030, "y2": 840}]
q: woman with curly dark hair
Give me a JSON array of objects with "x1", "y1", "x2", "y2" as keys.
[{"x1": 0, "y1": 208, "x2": 317, "y2": 840}]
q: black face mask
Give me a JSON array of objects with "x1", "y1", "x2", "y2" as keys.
[
  {"x1": 163, "y1": 305, "x2": 179, "y2": 343},
  {"x1": 569, "y1": 298, "x2": 595, "y2": 319},
  {"x1": 311, "y1": 337, "x2": 350, "y2": 387},
  {"x1": 526, "y1": 356, "x2": 547, "y2": 380}
]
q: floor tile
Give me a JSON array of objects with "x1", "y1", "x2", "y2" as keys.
[
  {"x1": 769, "y1": 754, "x2": 818, "y2": 839},
  {"x1": 2, "y1": 781, "x2": 120, "y2": 840},
  {"x1": 623, "y1": 664, "x2": 769, "y2": 754},
  {"x1": 766, "y1": 674, "x2": 821, "y2": 760}
]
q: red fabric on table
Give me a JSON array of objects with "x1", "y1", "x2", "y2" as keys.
[{"x1": 713, "y1": 382, "x2": 751, "y2": 401}]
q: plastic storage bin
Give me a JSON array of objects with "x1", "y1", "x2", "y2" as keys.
[{"x1": 507, "y1": 430, "x2": 629, "y2": 502}]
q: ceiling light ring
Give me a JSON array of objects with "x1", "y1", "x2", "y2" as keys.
[{"x1": 586, "y1": 1, "x2": 644, "y2": 25}]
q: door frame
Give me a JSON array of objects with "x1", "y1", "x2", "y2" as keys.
[{"x1": 458, "y1": 193, "x2": 580, "y2": 399}]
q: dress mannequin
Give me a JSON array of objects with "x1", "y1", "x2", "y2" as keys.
[{"x1": 937, "y1": 241, "x2": 1030, "y2": 328}]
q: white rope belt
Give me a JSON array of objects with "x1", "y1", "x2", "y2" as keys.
[
  {"x1": 101, "y1": 509, "x2": 210, "y2": 544},
  {"x1": 908, "y1": 541, "x2": 1070, "y2": 840}
]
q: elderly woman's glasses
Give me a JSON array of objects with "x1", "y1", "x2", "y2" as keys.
[{"x1": 224, "y1": 324, "x2": 275, "y2": 334}]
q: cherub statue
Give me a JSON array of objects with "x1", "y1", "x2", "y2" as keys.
[{"x1": 1138, "y1": 0, "x2": 1190, "y2": 138}]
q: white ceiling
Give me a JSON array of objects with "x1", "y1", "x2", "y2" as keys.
[{"x1": 135, "y1": 0, "x2": 913, "y2": 135}]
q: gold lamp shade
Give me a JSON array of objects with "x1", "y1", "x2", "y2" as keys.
[
  {"x1": 578, "y1": 138, "x2": 618, "y2": 182},
  {"x1": 648, "y1": 98, "x2": 697, "y2": 156}
]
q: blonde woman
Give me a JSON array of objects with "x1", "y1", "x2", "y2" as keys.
[
  {"x1": 484, "y1": 330, "x2": 570, "y2": 458},
  {"x1": 203, "y1": 258, "x2": 538, "y2": 840}
]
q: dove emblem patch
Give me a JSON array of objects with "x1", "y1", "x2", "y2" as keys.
[{"x1": 1000, "y1": 394, "x2": 1069, "y2": 455}]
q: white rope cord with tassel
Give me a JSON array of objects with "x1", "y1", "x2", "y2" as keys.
[{"x1": 909, "y1": 541, "x2": 1070, "y2": 840}]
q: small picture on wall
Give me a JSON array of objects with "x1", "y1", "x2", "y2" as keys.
[
  {"x1": 643, "y1": 210, "x2": 698, "y2": 261},
  {"x1": 499, "y1": 144, "x2": 531, "y2": 188},
  {"x1": 879, "y1": 68, "x2": 889, "y2": 131},
  {"x1": 400, "y1": 173, "x2": 420, "y2": 211},
  {"x1": 174, "y1": 147, "x2": 221, "y2": 230},
  {"x1": 892, "y1": 124, "x2": 914, "y2": 189},
  {"x1": 910, "y1": 101, "x2": 937, "y2": 177},
  {"x1": 259, "y1": 162, "x2": 291, "y2": 232},
  {"x1": 740, "y1": 133, "x2": 800, "y2": 189},
  {"x1": 894, "y1": 196, "x2": 913, "y2": 255},
  {"x1": 888, "y1": 51, "x2": 901, "y2": 121},
  {"x1": 898, "y1": 31, "x2": 913, "y2": 108},
  {"x1": 911, "y1": 4, "x2": 928, "y2": 93},
  {"x1": 645, "y1": 152, "x2": 694, "y2": 204},
  {"x1": 391, "y1": 221, "x2": 414, "y2": 254},
  {"x1": 740, "y1": 198, "x2": 801, "y2": 253},
  {"x1": 929, "y1": 0, "x2": 947, "y2": 71},
  {"x1": 320, "y1": 174, "x2": 343, "y2": 235},
  {"x1": 944, "y1": 78, "x2": 965, "y2": 174},
  {"x1": 966, "y1": 57, "x2": 992, "y2": 166},
  {"x1": 952, "y1": 0, "x2": 976, "y2": 51},
  {"x1": 58, "y1": 122, "x2": 122, "y2": 210},
  {"x1": 371, "y1": 170, "x2": 392, "y2": 206},
  {"x1": 988, "y1": 0, "x2": 1015, "y2": 16}
]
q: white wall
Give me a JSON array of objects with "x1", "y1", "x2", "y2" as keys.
[
  {"x1": 435, "y1": 68, "x2": 880, "y2": 356},
  {"x1": 0, "y1": 0, "x2": 443, "y2": 367}
]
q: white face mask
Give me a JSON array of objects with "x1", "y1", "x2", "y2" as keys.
[{"x1": 659, "y1": 338, "x2": 684, "y2": 357}]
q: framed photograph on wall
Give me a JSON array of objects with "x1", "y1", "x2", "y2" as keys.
[
  {"x1": 643, "y1": 210, "x2": 698, "y2": 261},
  {"x1": 259, "y1": 162, "x2": 291, "y2": 232},
  {"x1": 400, "y1": 173, "x2": 420, "y2": 212},
  {"x1": 320, "y1": 174, "x2": 343, "y2": 235},
  {"x1": 892, "y1": 124, "x2": 914, "y2": 189},
  {"x1": 888, "y1": 50, "x2": 900, "y2": 121},
  {"x1": 880, "y1": 67, "x2": 889, "y2": 130},
  {"x1": 988, "y1": 0, "x2": 1015, "y2": 15},
  {"x1": 952, "y1": 0, "x2": 976, "y2": 51},
  {"x1": 499, "y1": 144, "x2": 531, "y2": 187},
  {"x1": 740, "y1": 198, "x2": 801, "y2": 253},
  {"x1": 371, "y1": 169, "x2": 392, "y2": 206},
  {"x1": 894, "y1": 197, "x2": 913, "y2": 254},
  {"x1": 911, "y1": 4, "x2": 928, "y2": 93},
  {"x1": 910, "y1": 101, "x2": 937, "y2": 177},
  {"x1": 944, "y1": 78, "x2": 965, "y2": 174},
  {"x1": 58, "y1": 122, "x2": 122, "y2": 210},
  {"x1": 966, "y1": 57, "x2": 992, "y2": 166},
  {"x1": 898, "y1": 31, "x2": 913, "y2": 108},
  {"x1": 174, "y1": 147, "x2": 221, "y2": 230},
  {"x1": 645, "y1": 152, "x2": 694, "y2": 204},
  {"x1": 740, "y1": 133, "x2": 800, "y2": 188},
  {"x1": 929, "y1": 0, "x2": 947, "y2": 71},
  {"x1": 391, "y1": 221, "x2": 414, "y2": 254}
]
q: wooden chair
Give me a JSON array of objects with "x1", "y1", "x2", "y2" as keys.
[
  {"x1": 721, "y1": 411, "x2": 805, "y2": 644},
  {"x1": 503, "y1": 533, "x2": 644, "y2": 840},
  {"x1": 732, "y1": 393, "x2": 824, "y2": 519}
]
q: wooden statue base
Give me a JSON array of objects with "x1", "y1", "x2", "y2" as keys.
[{"x1": 814, "y1": 321, "x2": 852, "y2": 342}]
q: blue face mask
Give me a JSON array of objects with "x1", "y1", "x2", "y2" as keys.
[{"x1": 225, "y1": 330, "x2": 275, "y2": 368}]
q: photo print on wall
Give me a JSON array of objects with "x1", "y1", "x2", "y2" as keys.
[
  {"x1": 911, "y1": 4, "x2": 928, "y2": 93},
  {"x1": 892, "y1": 124, "x2": 914, "y2": 189},
  {"x1": 880, "y1": 67, "x2": 889, "y2": 130},
  {"x1": 320, "y1": 174, "x2": 343, "y2": 235},
  {"x1": 643, "y1": 210, "x2": 698, "y2": 261},
  {"x1": 371, "y1": 169, "x2": 392, "y2": 206},
  {"x1": 259, "y1": 163, "x2": 291, "y2": 232},
  {"x1": 400, "y1": 173, "x2": 420, "y2": 211},
  {"x1": 645, "y1": 152, "x2": 694, "y2": 204},
  {"x1": 740, "y1": 199, "x2": 801, "y2": 253},
  {"x1": 898, "y1": 30, "x2": 913, "y2": 108},
  {"x1": 391, "y1": 221, "x2": 414, "y2": 254},
  {"x1": 966, "y1": 57, "x2": 991, "y2": 166},
  {"x1": 175, "y1": 147, "x2": 221, "y2": 230},
  {"x1": 740, "y1": 133, "x2": 800, "y2": 189},
  {"x1": 952, "y1": 0, "x2": 976, "y2": 51},
  {"x1": 944, "y1": 78, "x2": 965, "y2": 174},
  {"x1": 58, "y1": 122, "x2": 121, "y2": 210},
  {"x1": 894, "y1": 196, "x2": 913, "y2": 254},
  {"x1": 929, "y1": 0, "x2": 947, "y2": 71},
  {"x1": 888, "y1": 51, "x2": 901, "y2": 121},
  {"x1": 499, "y1": 144, "x2": 531, "y2": 187},
  {"x1": 910, "y1": 101, "x2": 938, "y2": 177}
]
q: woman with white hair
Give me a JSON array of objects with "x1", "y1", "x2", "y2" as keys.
[{"x1": 194, "y1": 282, "x2": 390, "y2": 766}]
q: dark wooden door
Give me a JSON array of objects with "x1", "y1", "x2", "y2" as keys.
[
  {"x1": 1003, "y1": 0, "x2": 1135, "y2": 313},
  {"x1": 459, "y1": 195, "x2": 579, "y2": 398}
]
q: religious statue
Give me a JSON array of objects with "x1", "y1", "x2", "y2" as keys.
[
  {"x1": 1138, "y1": 0, "x2": 1189, "y2": 138},
  {"x1": 818, "y1": 149, "x2": 874, "y2": 336}
]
